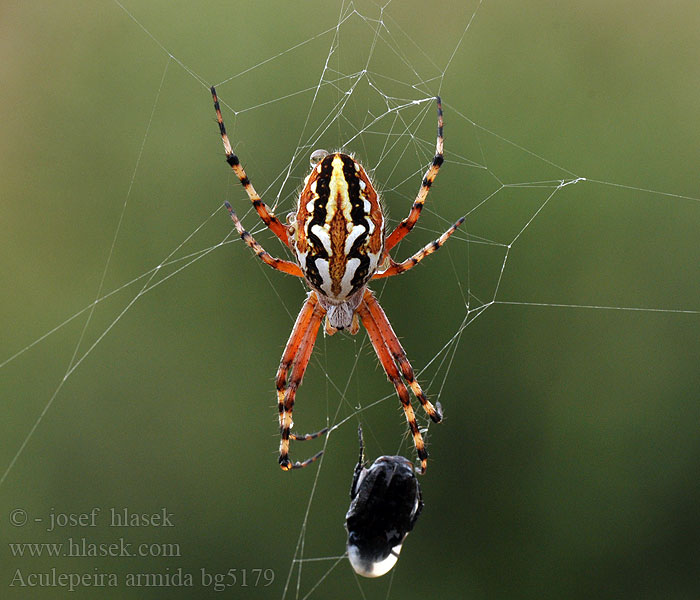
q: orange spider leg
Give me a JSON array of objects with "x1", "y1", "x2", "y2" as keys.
[
  {"x1": 275, "y1": 292, "x2": 328, "y2": 470},
  {"x1": 384, "y1": 96, "x2": 444, "y2": 253},
  {"x1": 373, "y1": 216, "x2": 464, "y2": 279},
  {"x1": 357, "y1": 292, "x2": 436, "y2": 474},
  {"x1": 362, "y1": 290, "x2": 442, "y2": 425},
  {"x1": 224, "y1": 202, "x2": 302, "y2": 276},
  {"x1": 212, "y1": 86, "x2": 291, "y2": 248}
]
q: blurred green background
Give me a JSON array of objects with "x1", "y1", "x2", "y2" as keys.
[{"x1": 1, "y1": 1, "x2": 698, "y2": 599}]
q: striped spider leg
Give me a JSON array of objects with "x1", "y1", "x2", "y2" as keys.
[{"x1": 212, "y1": 86, "x2": 462, "y2": 472}]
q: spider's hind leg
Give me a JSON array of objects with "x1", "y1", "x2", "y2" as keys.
[
  {"x1": 211, "y1": 86, "x2": 291, "y2": 248},
  {"x1": 384, "y1": 96, "x2": 444, "y2": 252}
]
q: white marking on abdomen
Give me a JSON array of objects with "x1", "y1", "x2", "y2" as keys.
[
  {"x1": 314, "y1": 259, "x2": 332, "y2": 296},
  {"x1": 338, "y1": 257, "x2": 361, "y2": 298},
  {"x1": 344, "y1": 224, "x2": 366, "y2": 255},
  {"x1": 369, "y1": 250, "x2": 381, "y2": 272},
  {"x1": 310, "y1": 224, "x2": 332, "y2": 254}
]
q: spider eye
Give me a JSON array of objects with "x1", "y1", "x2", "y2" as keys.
[{"x1": 309, "y1": 149, "x2": 329, "y2": 167}]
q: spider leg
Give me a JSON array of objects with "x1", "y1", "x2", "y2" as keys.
[
  {"x1": 350, "y1": 425, "x2": 365, "y2": 499},
  {"x1": 275, "y1": 292, "x2": 328, "y2": 470},
  {"x1": 212, "y1": 86, "x2": 291, "y2": 248},
  {"x1": 224, "y1": 202, "x2": 302, "y2": 276},
  {"x1": 384, "y1": 96, "x2": 444, "y2": 253},
  {"x1": 283, "y1": 308, "x2": 327, "y2": 443},
  {"x1": 357, "y1": 292, "x2": 434, "y2": 474},
  {"x1": 363, "y1": 290, "x2": 443, "y2": 424},
  {"x1": 373, "y1": 216, "x2": 464, "y2": 279},
  {"x1": 276, "y1": 293, "x2": 325, "y2": 437}
]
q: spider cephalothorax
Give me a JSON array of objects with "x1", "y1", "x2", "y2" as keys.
[{"x1": 211, "y1": 86, "x2": 463, "y2": 473}]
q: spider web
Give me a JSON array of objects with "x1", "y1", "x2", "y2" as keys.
[{"x1": 1, "y1": 1, "x2": 699, "y2": 599}]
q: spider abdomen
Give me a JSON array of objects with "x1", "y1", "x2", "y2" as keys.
[{"x1": 294, "y1": 153, "x2": 384, "y2": 304}]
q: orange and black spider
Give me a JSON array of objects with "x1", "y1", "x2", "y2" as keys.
[{"x1": 211, "y1": 87, "x2": 463, "y2": 473}]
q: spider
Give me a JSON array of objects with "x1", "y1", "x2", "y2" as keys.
[{"x1": 211, "y1": 86, "x2": 463, "y2": 473}]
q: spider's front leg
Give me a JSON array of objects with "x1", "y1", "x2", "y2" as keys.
[
  {"x1": 357, "y1": 289, "x2": 442, "y2": 474},
  {"x1": 275, "y1": 292, "x2": 328, "y2": 470}
]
